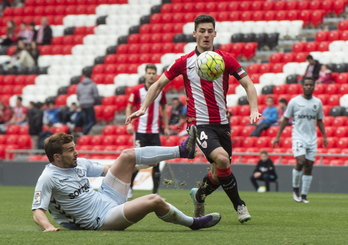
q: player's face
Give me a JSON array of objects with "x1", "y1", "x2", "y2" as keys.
[
  {"x1": 58, "y1": 142, "x2": 78, "y2": 168},
  {"x1": 193, "y1": 23, "x2": 216, "y2": 52},
  {"x1": 302, "y1": 79, "x2": 315, "y2": 97},
  {"x1": 144, "y1": 68, "x2": 157, "y2": 86}
]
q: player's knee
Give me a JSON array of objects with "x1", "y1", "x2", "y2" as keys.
[
  {"x1": 119, "y1": 149, "x2": 135, "y2": 162},
  {"x1": 213, "y1": 154, "x2": 230, "y2": 168},
  {"x1": 148, "y1": 194, "x2": 165, "y2": 207}
]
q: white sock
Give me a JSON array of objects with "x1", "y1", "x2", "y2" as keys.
[
  {"x1": 157, "y1": 203, "x2": 193, "y2": 227},
  {"x1": 134, "y1": 146, "x2": 179, "y2": 167},
  {"x1": 292, "y1": 169, "x2": 302, "y2": 188},
  {"x1": 301, "y1": 175, "x2": 313, "y2": 195}
]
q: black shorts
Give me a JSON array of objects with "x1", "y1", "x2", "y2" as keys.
[
  {"x1": 196, "y1": 124, "x2": 232, "y2": 163},
  {"x1": 134, "y1": 132, "x2": 161, "y2": 148}
]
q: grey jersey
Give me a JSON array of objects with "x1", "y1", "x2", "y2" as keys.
[
  {"x1": 32, "y1": 158, "x2": 116, "y2": 230},
  {"x1": 284, "y1": 95, "x2": 324, "y2": 145}
]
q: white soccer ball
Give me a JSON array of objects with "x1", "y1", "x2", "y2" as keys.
[
  {"x1": 257, "y1": 186, "x2": 266, "y2": 193},
  {"x1": 195, "y1": 51, "x2": 225, "y2": 81}
]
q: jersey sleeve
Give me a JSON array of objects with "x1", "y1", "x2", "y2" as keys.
[
  {"x1": 284, "y1": 99, "x2": 295, "y2": 119},
  {"x1": 32, "y1": 173, "x2": 54, "y2": 211},
  {"x1": 223, "y1": 53, "x2": 247, "y2": 80},
  {"x1": 164, "y1": 56, "x2": 185, "y2": 81},
  {"x1": 77, "y1": 158, "x2": 104, "y2": 177}
]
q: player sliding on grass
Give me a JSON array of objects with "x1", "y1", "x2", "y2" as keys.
[
  {"x1": 273, "y1": 77, "x2": 328, "y2": 203},
  {"x1": 126, "y1": 14, "x2": 261, "y2": 223},
  {"x1": 32, "y1": 129, "x2": 221, "y2": 231}
]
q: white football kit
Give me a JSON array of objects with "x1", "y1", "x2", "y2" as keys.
[
  {"x1": 32, "y1": 158, "x2": 124, "y2": 230},
  {"x1": 284, "y1": 95, "x2": 324, "y2": 161}
]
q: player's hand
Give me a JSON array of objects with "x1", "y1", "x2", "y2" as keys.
[
  {"x1": 126, "y1": 124, "x2": 134, "y2": 134},
  {"x1": 323, "y1": 137, "x2": 328, "y2": 147},
  {"x1": 164, "y1": 128, "x2": 171, "y2": 138},
  {"x1": 249, "y1": 111, "x2": 262, "y2": 124},
  {"x1": 44, "y1": 227, "x2": 60, "y2": 232},
  {"x1": 125, "y1": 110, "x2": 145, "y2": 124},
  {"x1": 272, "y1": 137, "x2": 280, "y2": 148}
]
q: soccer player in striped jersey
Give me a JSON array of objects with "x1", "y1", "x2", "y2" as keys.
[
  {"x1": 126, "y1": 14, "x2": 262, "y2": 223},
  {"x1": 126, "y1": 64, "x2": 170, "y2": 199},
  {"x1": 32, "y1": 131, "x2": 221, "y2": 231}
]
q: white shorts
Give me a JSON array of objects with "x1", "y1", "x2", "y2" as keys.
[
  {"x1": 98, "y1": 171, "x2": 134, "y2": 230},
  {"x1": 292, "y1": 140, "x2": 317, "y2": 161}
]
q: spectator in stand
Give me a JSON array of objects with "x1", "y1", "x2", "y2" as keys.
[
  {"x1": 17, "y1": 22, "x2": 34, "y2": 45},
  {"x1": 28, "y1": 22, "x2": 37, "y2": 42},
  {"x1": 169, "y1": 98, "x2": 187, "y2": 125},
  {"x1": 301, "y1": 55, "x2": 321, "y2": 83},
  {"x1": 27, "y1": 41, "x2": 40, "y2": 66},
  {"x1": 28, "y1": 101, "x2": 44, "y2": 149},
  {"x1": 316, "y1": 64, "x2": 333, "y2": 84},
  {"x1": 38, "y1": 122, "x2": 54, "y2": 149},
  {"x1": 0, "y1": 101, "x2": 13, "y2": 134},
  {"x1": 62, "y1": 102, "x2": 82, "y2": 132},
  {"x1": 275, "y1": 98, "x2": 288, "y2": 126},
  {"x1": 250, "y1": 150, "x2": 277, "y2": 192},
  {"x1": 2, "y1": 40, "x2": 35, "y2": 70},
  {"x1": 169, "y1": 114, "x2": 188, "y2": 137},
  {"x1": 43, "y1": 101, "x2": 61, "y2": 126},
  {"x1": 250, "y1": 96, "x2": 278, "y2": 137},
  {"x1": 76, "y1": 70, "x2": 99, "y2": 135},
  {"x1": 0, "y1": 20, "x2": 16, "y2": 46},
  {"x1": 8, "y1": 96, "x2": 27, "y2": 125},
  {"x1": 36, "y1": 17, "x2": 52, "y2": 45}
]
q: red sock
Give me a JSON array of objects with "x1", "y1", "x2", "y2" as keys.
[
  {"x1": 216, "y1": 167, "x2": 232, "y2": 178},
  {"x1": 208, "y1": 171, "x2": 220, "y2": 185}
]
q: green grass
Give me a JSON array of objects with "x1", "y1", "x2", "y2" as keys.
[{"x1": 1, "y1": 186, "x2": 347, "y2": 245}]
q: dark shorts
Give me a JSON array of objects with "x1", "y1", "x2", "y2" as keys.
[
  {"x1": 196, "y1": 124, "x2": 232, "y2": 163},
  {"x1": 134, "y1": 132, "x2": 161, "y2": 148}
]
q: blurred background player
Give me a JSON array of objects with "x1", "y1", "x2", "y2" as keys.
[
  {"x1": 126, "y1": 64, "x2": 170, "y2": 199},
  {"x1": 126, "y1": 15, "x2": 261, "y2": 223},
  {"x1": 250, "y1": 150, "x2": 278, "y2": 192},
  {"x1": 273, "y1": 77, "x2": 328, "y2": 203}
]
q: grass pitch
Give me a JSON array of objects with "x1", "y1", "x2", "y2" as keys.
[{"x1": 0, "y1": 186, "x2": 347, "y2": 245}]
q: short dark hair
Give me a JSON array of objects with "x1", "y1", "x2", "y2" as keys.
[
  {"x1": 44, "y1": 133, "x2": 74, "y2": 162},
  {"x1": 306, "y1": 55, "x2": 314, "y2": 60},
  {"x1": 194, "y1": 15, "x2": 216, "y2": 31},
  {"x1": 301, "y1": 77, "x2": 315, "y2": 85},
  {"x1": 266, "y1": 96, "x2": 274, "y2": 101},
  {"x1": 279, "y1": 98, "x2": 288, "y2": 105},
  {"x1": 145, "y1": 64, "x2": 157, "y2": 72},
  {"x1": 17, "y1": 96, "x2": 22, "y2": 101},
  {"x1": 260, "y1": 150, "x2": 268, "y2": 155}
]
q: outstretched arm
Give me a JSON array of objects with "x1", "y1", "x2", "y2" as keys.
[
  {"x1": 239, "y1": 75, "x2": 262, "y2": 124},
  {"x1": 33, "y1": 209, "x2": 60, "y2": 232},
  {"x1": 125, "y1": 74, "x2": 171, "y2": 124}
]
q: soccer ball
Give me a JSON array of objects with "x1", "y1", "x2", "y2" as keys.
[{"x1": 195, "y1": 51, "x2": 225, "y2": 81}]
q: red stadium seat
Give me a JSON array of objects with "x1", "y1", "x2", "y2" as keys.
[
  {"x1": 262, "y1": 1, "x2": 274, "y2": 11},
  {"x1": 317, "y1": 41, "x2": 330, "y2": 52},
  {"x1": 263, "y1": 11, "x2": 275, "y2": 21},
  {"x1": 241, "y1": 137, "x2": 256, "y2": 148},
  {"x1": 332, "y1": 0, "x2": 346, "y2": 16},
  {"x1": 298, "y1": 10, "x2": 311, "y2": 27},
  {"x1": 335, "y1": 73, "x2": 348, "y2": 84},
  {"x1": 327, "y1": 94, "x2": 340, "y2": 106},
  {"x1": 338, "y1": 20, "x2": 348, "y2": 31}
]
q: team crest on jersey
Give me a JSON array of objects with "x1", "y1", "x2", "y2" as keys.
[
  {"x1": 201, "y1": 141, "x2": 208, "y2": 148},
  {"x1": 75, "y1": 168, "x2": 86, "y2": 177},
  {"x1": 33, "y1": 191, "x2": 41, "y2": 205},
  {"x1": 312, "y1": 105, "x2": 318, "y2": 111}
]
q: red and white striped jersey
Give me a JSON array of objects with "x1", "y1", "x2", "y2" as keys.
[
  {"x1": 164, "y1": 48, "x2": 247, "y2": 125},
  {"x1": 128, "y1": 84, "x2": 167, "y2": 133}
]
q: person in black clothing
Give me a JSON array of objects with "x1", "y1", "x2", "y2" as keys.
[
  {"x1": 250, "y1": 150, "x2": 277, "y2": 192},
  {"x1": 28, "y1": 101, "x2": 44, "y2": 149},
  {"x1": 301, "y1": 55, "x2": 321, "y2": 82},
  {"x1": 169, "y1": 98, "x2": 186, "y2": 125}
]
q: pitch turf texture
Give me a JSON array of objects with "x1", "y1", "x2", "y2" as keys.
[{"x1": 1, "y1": 187, "x2": 347, "y2": 245}]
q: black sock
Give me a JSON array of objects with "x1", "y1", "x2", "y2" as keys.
[
  {"x1": 152, "y1": 165, "x2": 160, "y2": 194},
  {"x1": 196, "y1": 174, "x2": 220, "y2": 203},
  {"x1": 217, "y1": 173, "x2": 245, "y2": 211},
  {"x1": 130, "y1": 170, "x2": 139, "y2": 189}
]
